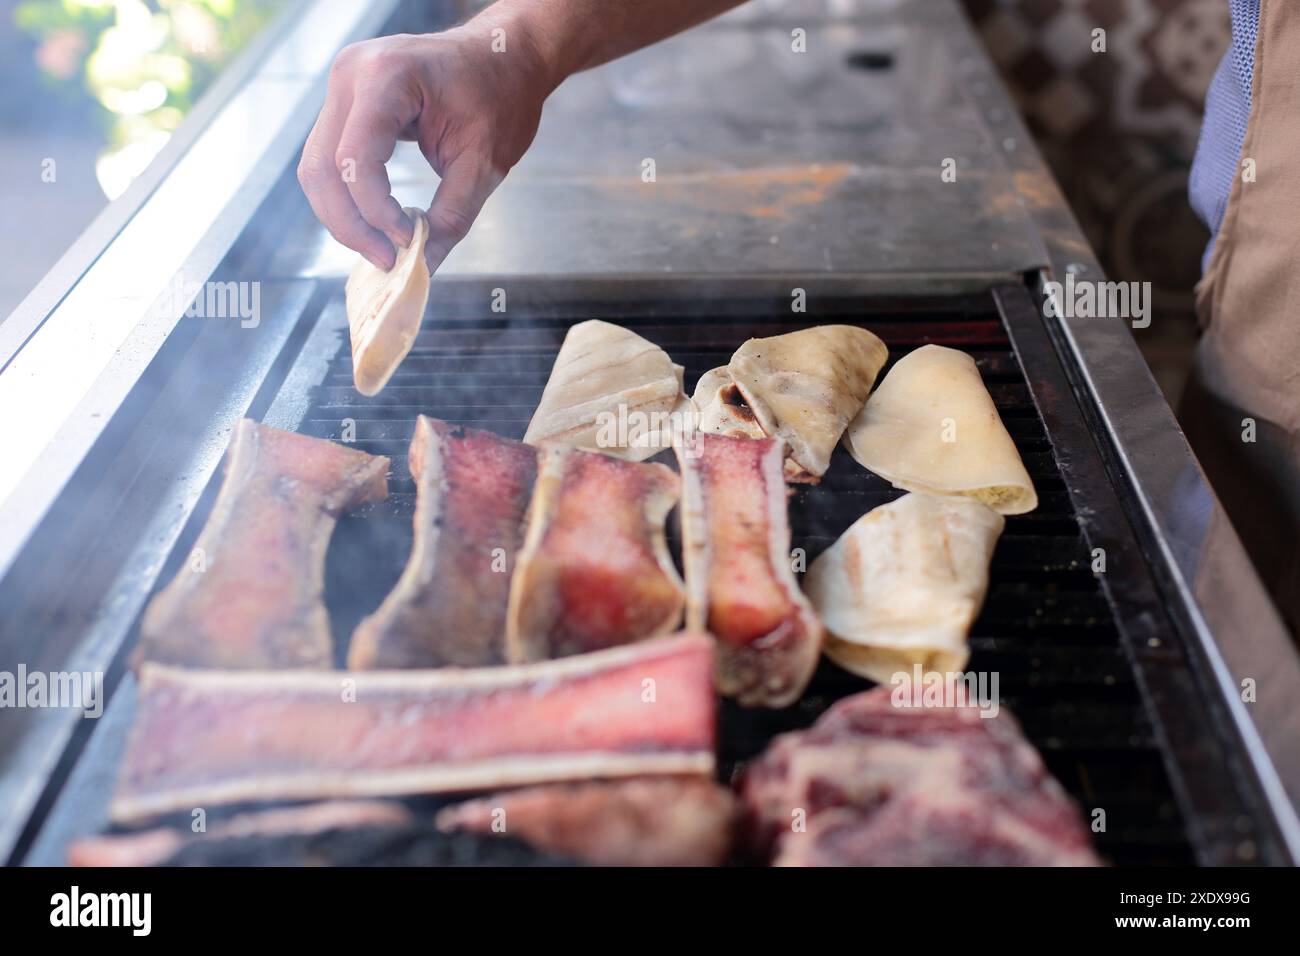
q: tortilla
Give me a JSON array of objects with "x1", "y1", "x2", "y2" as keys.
[
  {"x1": 344, "y1": 207, "x2": 430, "y2": 396},
  {"x1": 804, "y1": 492, "x2": 1004, "y2": 684},
  {"x1": 525, "y1": 320, "x2": 691, "y2": 461},
  {"x1": 844, "y1": 344, "x2": 1037, "y2": 514},
  {"x1": 692, "y1": 366, "x2": 767, "y2": 441},
  {"x1": 724, "y1": 325, "x2": 888, "y2": 480}
]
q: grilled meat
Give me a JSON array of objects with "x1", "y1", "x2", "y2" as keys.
[
  {"x1": 505, "y1": 445, "x2": 684, "y2": 662},
  {"x1": 739, "y1": 687, "x2": 1101, "y2": 866},
  {"x1": 164, "y1": 823, "x2": 577, "y2": 867},
  {"x1": 349, "y1": 417, "x2": 537, "y2": 668},
  {"x1": 676, "y1": 434, "x2": 822, "y2": 707},
  {"x1": 69, "y1": 800, "x2": 412, "y2": 867},
  {"x1": 436, "y1": 778, "x2": 737, "y2": 867},
  {"x1": 112, "y1": 633, "x2": 717, "y2": 825},
  {"x1": 137, "y1": 420, "x2": 388, "y2": 669}
]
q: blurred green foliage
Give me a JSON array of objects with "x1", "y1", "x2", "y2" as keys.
[{"x1": 15, "y1": 0, "x2": 285, "y2": 196}]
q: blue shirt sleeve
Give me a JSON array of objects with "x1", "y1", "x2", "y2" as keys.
[{"x1": 1189, "y1": 0, "x2": 1260, "y2": 271}]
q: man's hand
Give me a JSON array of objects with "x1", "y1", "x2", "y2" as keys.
[
  {"x1": 299, "y1": 1, "x2": 747, "y2": 272},
  {"x1": 297, "y1": 24, "x2": 552, "y2": 272}
]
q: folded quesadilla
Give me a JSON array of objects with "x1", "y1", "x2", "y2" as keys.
[
  {"x1": 694, "y1": 325, "x2": 887, "y2": 481},
  {"x1": 525, "y1": 320, "x2": 691, "y2": 461},
  {"x1": 344, "y1": 207, "x2": 430, "y2": 396},
  {"x1": 804, "y1": 492, "x2": 1004, "y2": 683},
  {"x1": 844, "y1": 344, "x2": 1037, "y2": 514}
]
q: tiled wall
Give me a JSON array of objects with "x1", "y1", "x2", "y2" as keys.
[{"x1": 962, "y1": 0, "x2": 1230, "y2": 403}]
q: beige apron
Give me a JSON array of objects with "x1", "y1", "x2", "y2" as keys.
[{"x1": 1184, "y1": 0, "x2": 1300, "y2": 632}]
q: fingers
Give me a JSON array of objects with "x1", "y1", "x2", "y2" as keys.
[
  {"x1": 335, "y1": 84, "x2": 417, "y2": 250},
  {"x1": 299, "y1": 92, "x2": 396, "y2": 271},
  {"x1": 301, "y1": 36, "x2": 514, "y2": 275},
  {"x1": 423, "y1": 155, "x2": 504, "y2": 273}
]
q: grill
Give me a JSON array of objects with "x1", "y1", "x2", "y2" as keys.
[
  {"x1": 11, "y1": 281, "x2": 1286, "y2": 866},
  {"x1": 289, "y1": 286, "x2": 1272, "y2": 867}
]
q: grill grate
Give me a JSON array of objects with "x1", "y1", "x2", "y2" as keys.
[{"x1": 295, "y1": 298, "x2": 1195, "y2": 867}]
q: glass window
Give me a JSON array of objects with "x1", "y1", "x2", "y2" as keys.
[{"x1": 1, "y1": 0, "x2": 288, "y2": 323}]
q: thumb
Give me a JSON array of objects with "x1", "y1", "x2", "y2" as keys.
[{"x1": 423, "y1": 155, "x2": 503, "y2": 273}]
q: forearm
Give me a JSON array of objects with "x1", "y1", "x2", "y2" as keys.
[{"x1": 470, "y1": 0, "x2": 749, "y2": 90}]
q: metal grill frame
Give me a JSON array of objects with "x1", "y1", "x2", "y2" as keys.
[{"x1": 12, "y1": 282, "x2": 1288, "y2": 866}]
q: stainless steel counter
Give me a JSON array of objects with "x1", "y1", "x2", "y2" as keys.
[{"x1": 288, "y1": 1, "x2": 1047, "y2": 282}]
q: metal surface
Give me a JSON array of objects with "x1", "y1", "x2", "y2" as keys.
[
  {"x1": 27, "y1": 285, "x2": 1229, "y2": 867},
  {"x1": 994, "y1": 286, "x2": 1288, "y2": 863},
  {"x1": 274, "y1": 1, "x2": 1047, "y2": 281},
  {"x1": 943, "y1": 13, "x2": 1300, "y2": 854},
  {"x1": 0, "y1": 279, "x2": 318, "y2": 862}
]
